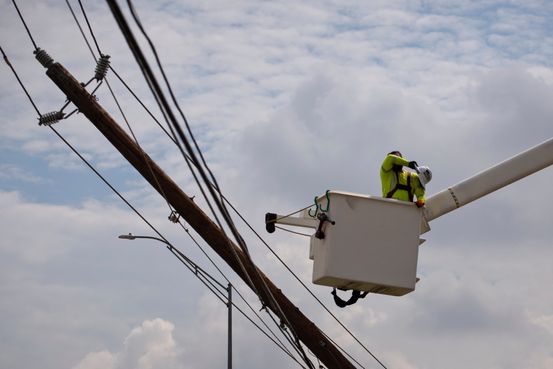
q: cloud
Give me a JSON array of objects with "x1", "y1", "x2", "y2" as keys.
[
  {"x1": 72, "y1": 319, "x2": 185, "y2": 369},
  {"x1": 73, "y1": 351, "x2": 115, "y2": 369},
  {"x1": 470, "y1": 66, "x2": 553, "y2": 152},
  {"x1": 0, "y1": 163, "x2": 46, "y2": 183},
  {"x1": 2, "y1": 1, "x2": 553, "y2": 369},
  {"x1": 530, "y1": 314, "x2": 553, "y2": 338}
]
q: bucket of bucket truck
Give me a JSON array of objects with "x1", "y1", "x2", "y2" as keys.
[{"x1": 308, "y1": 191, "x2": 426, "y2": 296}]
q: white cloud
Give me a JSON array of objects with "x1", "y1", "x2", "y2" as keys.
[
  {"x1": 0, "y1": 163, "x2": 46, "y2": 183},
  {"x1": 2, "y1": 1, "x2": 553, "y2": 369},
  {"x1": 530, "y1": 314, "x2": 553, "y2": 337},
  {"x1": 72, "y1": 319, "x2": 185, "y2": 369},
  {"x1": 73, "y1": 351, "x2": 115, "y2": 369}
]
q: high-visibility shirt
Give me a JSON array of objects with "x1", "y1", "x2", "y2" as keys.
[{"x1": 380, "y1": 154, "x2": 425, "y2": 203}]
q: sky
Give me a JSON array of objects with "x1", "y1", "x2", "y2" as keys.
[{"x1": 1, "y1": 1, "x2": 553, "y2": 369}]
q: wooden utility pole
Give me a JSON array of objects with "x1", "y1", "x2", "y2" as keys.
[{"x1": 44, "y1": 61, "x2": 357, "y2": 369}]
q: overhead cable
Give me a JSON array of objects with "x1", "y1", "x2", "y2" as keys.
[
  {"x1": 63, "y1": 3, "x2": 305, "y2": 364},
  {"x1": 108, "y1": 2, "x2": 315, "y2": 366},
  {"x1": 10, "y1": 0, "x2": 38, "y2": 50},
  {"x1": 4, "y1": 8, "x2": 319, "y2": 368},
  {"x1": 105, "y1": 0, "x2": 265, "y2": 313}
]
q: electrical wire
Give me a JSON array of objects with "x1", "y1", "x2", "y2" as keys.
[
  {"x1": 101, "y1": 2, "x2": 382, "y2": 366},
  {"x1": 107, "y1": 0, "x2": 282, "y2": 331},
  {"x1": 4, "y1": 5, "x2": 335, "y2": 368},
  {"x1": 229, "y1": 202, "x2": 383, "y2": 367},
  {"x1": 229, "y1": 288, "x2": 308, "y2": 369},
  {"x1": 104, "y1": 1, "x2": 240, "y2": 284},
  {"x1": 91, "y1": 48, "x2": 379, "y2": 368},
  {"x1": 119, "y1": 6, "x2": 274, "y2": 312},
  {"x1": 1, "y1": 46, "x2": 41, "y2": 116},
  {"x1": 10, "y1": 0, "x2": 38, "y2": 50},
  {"x1": 63, "y1": 4, "x2": 308, "y2": 365},
  {"x1": 54, "y1": 127, "x2": 304, "y2": 367},
  {"x1": 176, "y1": 220, "x2": 295, "y2": 357},
  {"x1": 69, "y1": 0, "x2": 177, "y2": 218},
  {"x1": 87, "y1": 57, "x2": 382, "y2": 369},
  {"x1": 64, "y1": 0, "x2": 96, "y2": 58},
  {"x1": 126, "y1": 0, "x2": 313, "y2": 354},
  {"x1": 113, "y1": 0, "x2": 264, "y2": 303},
  {"x1": 118, "y1": 3, "x2": 317, "y2": 366},
  {"x1": 2, "y1": 31, "x2": 309, "y2": 368},
  {"x1": 15, "y1": 0, "x2": 388, "y2": 366},
  {"x1": 2, "y1": 41, "x2": 221, "y2": 299},
  {"x1": 53, "y1": 128, "x2": 305, "y2": 366},
  {"x1": 124, "y1": 0, "x2": 243, "y2": 248},
  {"x1": 76, "y1": 0, "x2": 102, "y2": 57}
]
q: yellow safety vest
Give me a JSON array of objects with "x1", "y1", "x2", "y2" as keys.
[{"x1": 380, "y1": 154, "x2": 425, "y2": 202}]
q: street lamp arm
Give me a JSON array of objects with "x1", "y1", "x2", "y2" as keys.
[
  {"x1": 117, "y1": 233, "x2": 227, "y2": 290},
  {"x1": 118, "y1": 233, "x2": 169, "y2": 245}
]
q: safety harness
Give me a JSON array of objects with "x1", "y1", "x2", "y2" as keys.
[
  {"x1": 331, "y1": 288, "x2": 369, "y2": 308},
  {"x1": 385, "y1": 167, "x2": 413, "y2": 200}
]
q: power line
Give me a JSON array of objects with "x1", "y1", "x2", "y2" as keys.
[
  {"x1": 101, "y1": 52, "x2": 377, "y2": 367},
  {"x1": 230, "y1": 201, "x2": 382, "y2": 368},
  {"x1": 108, "y1": 0, "x2": 267, "y2": 315},
  {"x1": 53, "y1": 121, "x2": 306, "y2": 368},
  {"x1": 59, "y1": 6, "x2": 306, "y2": 363},
  {"x1": 8, "y1": 1, "x2": 386, "y2": 366},
  {"x1": 67, "y1": 0, "x2": 177, "y2": 217},
  {"x1": 5, "y1": 5, "x2": 346, "y2": 368},
  {"x1": 61, "y1": 4, "x2": 314, "y2": 366},
  {"x1": 131, "y1": 97, "x2": 379, "y2": 365},
  {"x1": 64, "y1": 0, "x2": 96, "y2": 59},
  {"x1": 2, "y1": 33, "x2": 309, "y2": 367},
  {"x1": 121, "y1": 0, "x2": 257, "y2": 271},
  {"x1": 0, "y1": 46, "x2": 41, "y2": 116},
  {"x1": 53, "y1": 126, "x2": 306, "y2": 366},
  {"x1": 88, "y1": 1, "x2": 382, "y2": 366},
  {"x1": 116, "y1": 2, "x2": 317, "y2": 366},
  {"x1": 175, "y1": 220, "x2": 299, "y2": 360},
  {"x1": 1, "y1": 42, "x2": 211, "y2": 291},
  {"x1": 76, "y1": 0, "x2": 102, "y2": 57},
  {"x1": 105, "y1": 2, "x2": 238, "y2": 287},
  {"x1": 10, "y1": 0, "x2": 38, "y2": 50},
  {"x1": 92, "y1": 56, "x2": 379, "y2": 369},
  {"x1": 229, "y1": 288, "x2": 309, "y2": 369}
]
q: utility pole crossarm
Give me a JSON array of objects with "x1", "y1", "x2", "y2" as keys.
[{"x1": 45, "y1": 62, "x2": 356, "y2": 369}]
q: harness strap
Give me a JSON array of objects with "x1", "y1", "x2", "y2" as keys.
[
  {"x1": 386, "y1": 171, "x2": 413, "y2": 200},
  {"x1": 331, "y1": 288, "x2": 369, "y2": 308}
]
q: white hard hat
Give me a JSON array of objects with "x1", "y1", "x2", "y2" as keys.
[{"x1": 417, "y1": 166, "x2": 432, "y2": 188}]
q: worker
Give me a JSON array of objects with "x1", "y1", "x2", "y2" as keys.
[{"x1": 380, "y1": 151, "x2": 431, "y2": 207}]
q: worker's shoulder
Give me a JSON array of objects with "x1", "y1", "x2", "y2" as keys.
[{"x1": 381, "y1": 154, "x2": 397, "y2": 170}]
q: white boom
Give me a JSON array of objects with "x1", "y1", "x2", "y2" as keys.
[{"x1": 425, "y1": 137, "x2": 553, "y2": 222}]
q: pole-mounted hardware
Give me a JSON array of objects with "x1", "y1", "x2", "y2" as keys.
[
  {"x1": 34, "y1": 48, "x2": 54, "y2": 68},
  {"x1": 94, "y1": 54, "x2": 110, "y2": 81},
  {"x1": 44, "y1": 60, "x2": 357, "y2": 369},
  {"x1": 38, "y1": 110, "x2": 65, "y2": 126},
  {"x1": 34, "y1": 48, "x2": 114, "y2": 128}
]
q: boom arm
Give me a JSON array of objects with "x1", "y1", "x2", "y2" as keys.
[{"x1": 425, "y1": 137, "x2": 553, "y2": 222}]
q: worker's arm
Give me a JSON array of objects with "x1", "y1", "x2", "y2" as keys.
[
  {"x1": 412, "y1": 173, "x2": 426, "y2": 207},
  {"x1": 381, "y1": 154, "x2": 411, "y2": 172}
]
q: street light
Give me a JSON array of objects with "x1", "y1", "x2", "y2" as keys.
[
  {"x1": 118, "y1": 233, "x2": 165, "y2": 243},
  {"x1": 118, "y1": 233, "x2": 233, "y2": 369}
]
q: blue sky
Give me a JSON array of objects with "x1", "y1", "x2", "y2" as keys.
[{"x1": 1, "y1": 1, "x2": 553, "y2": 369}]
